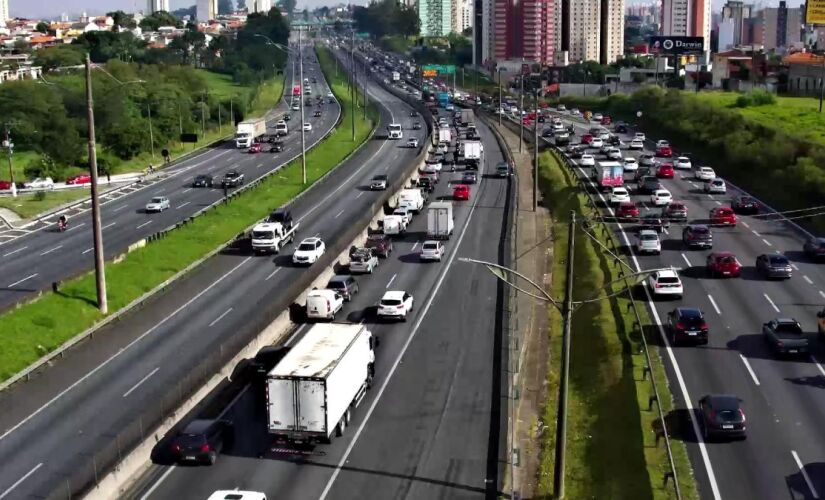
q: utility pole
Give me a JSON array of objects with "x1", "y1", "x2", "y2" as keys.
[
  {"x1": 218, "y1": 100, "x2": 222, "y2": 134},
  {"x1": 351, "y1": 31, "x2": 356, "y2": 141},
  {"x1": 533, "y1": 91, "x2": 539, "y2": 212},
  {"x1": 298, "y1": 27, "x2": 307, "y2": 184},
  {"x1": 3, "y1": 124, "x2": 16, "y2": 197},
  {"x1": 147, "y1": 103, "x2": 155, "y2": 160},
  {"x1": 200, "y1": 95, "x2": 206, "y2": 139},
  {"x1": 553, "y1": 210, "x2": 575, "y2": 499},
  {"x1": 363, "y1": 58, "x2": 368, "y2": 120},
  {"x1": 819, "y1": 52, "x2": 825, "y2": 113},
  {"x1": 519, "y1": 75, "x2": 524, "y2": 153},
  {"x1": 85, "y1": 53, "x2": 108, "y2": 314},
  {"x1": 498, "y1": 69, "x2": 502, "y2": 126}
]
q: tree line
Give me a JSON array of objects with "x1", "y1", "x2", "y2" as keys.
[{"x1": 352, "y1": 0, "x2": 419, "y2": 39}]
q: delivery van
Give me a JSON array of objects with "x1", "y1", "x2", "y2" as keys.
[{"x1": 306, "y1": 289, "x2": 344, "y2": 321}]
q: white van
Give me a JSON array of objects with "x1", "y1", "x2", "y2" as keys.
[
  {"x1": 382, "y1": 214, "x2": 407, "y2": 235},
  {"x1": 306, "y1": 289, "x2": 344, "y2": 321},
  {"x1": 275, "y1": 120, "x2": 288, "y2": 136},
  {"x1": 397, "y1": 188, "x2": 425, "y2": 213}
]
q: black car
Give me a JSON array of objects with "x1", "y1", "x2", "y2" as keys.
[
  {"x1": 410, "y1": 110, "x2": 417, "y2": 117},
  {"x1": 192, "y1": 174, "x2": 213, "y2": 188},
  {"x1": 541, "y1": 128, "x2": 554, "y2": 138},
  {"x1": 698, "y1": 395, "x2": 746, "y2": 440},
  {"x1": 417, "y1": 176, "x2": 435, "y2": 193},
  {"x1": 365, "y1": 233, "x2": 393, "y2": 258},
  {"x1": 639, "y1": 176, "x2": 663, "y2": 195},
  {"x1": 283, "y1": 114, "x2": 291, "y2": 121},
  {"x1": 683, "y1": 225, "x2": 713, "y2": 249},
  {"x1": 537, "y1": 116, "x2": 545, "y2": 123},
  {"x1": 222, "y1": 170, "x2": 244, "y2": 188},
  {"x1": 462, "y1": 171, "x2": 477, "y2": 184},
  {"x1": 803, "y1": 237, "x2": 825, "y2": 260},
  {"x1": 615, "y1": 123, "x2": 628, "y2": 134},
  {"x1": 756, "y1": 253, "x2": 792, "y2": 279},
  {"x1": 313, "y1": 110, "x2": 322, "y2": 117},
  {"x1": 267, "y1": 208, "x2": 293, "y2": 230},
  {"x1": 667, "y1": 307, "x2": 709, "y2": 345},
  {"x1": 413, "y1": 122, "x2": 422, "y2": 130},
  {"x1": 250, "y1": 345, "x2": 291, "y2": 378},
  {"x1": 269, "y1": 141, "x2": 284, "y2": 153},
  {"x1": 638, "y1": 213, "x2": 670, "y2": 233},
  {"x1": 170, "y1": 419, "x2": 233, "y2": 465},
  {"x1": 731, "y1": 195, "x2": 760, "y2": 214},
  {"x1": 327, "y1": 274, "x2": 359, "y2": 301}
]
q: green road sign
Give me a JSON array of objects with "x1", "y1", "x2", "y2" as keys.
[
  {"x1": 356, "y1": 32, "x2": 370, "y2": 39},
  {"x1": 422, "y1": 64, "x2": 456, "y2": 75}
]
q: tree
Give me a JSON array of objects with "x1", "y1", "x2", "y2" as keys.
[
  {"x1": 277, "y1": 0, "x2": 297, "y2": 17},
  {"x1": 316, "y1": 6, "x2": 330, "y2": 18},
  {"x1": 139, "y1": 11, "x2": 183, "y2": 31},
  {"x1": 302, "y1": 8, "x2": 310, "y2": 21},
  {"x1": 33, "y1": 45, "x2": 86, "y2": 71},
  {"x1": 35, "y1": 22, "x2": 50, "y2": 34},
  {"x1": 218, "y1": 0, "x2": 234, "y2": 14},
  {"x1": 107, "y1": 10, "x2": 137, "y2": 30}
]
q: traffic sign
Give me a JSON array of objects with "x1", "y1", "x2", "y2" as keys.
[{"x1": 421, "y1": 64, "x2": 456, "y2": 75}]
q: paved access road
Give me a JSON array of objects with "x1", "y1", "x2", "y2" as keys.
[
  {"x1": 0, "y1": 52, "x2": 427, "y2": 499},
  {"x1": 0, "y1": 46, "x2": 338, "y2": 311},
  {"x1": 129, "y1": 102, "x2": 510, "y2": 500},
  {"x1": 543, "y1": 111, "x2": 825, "y2": 500}
]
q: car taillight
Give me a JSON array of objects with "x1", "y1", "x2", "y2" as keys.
[
  {"x1": 200, "y1": 443, "x2": 210, "y2": 453},
  {"x1": 171, "y1": 443, "x2": 181, "y2": 453},
  {"x1": 675, "y1": 323, "x2": 686, "y2": 330},
  {"x1": 326, "y1": 300, "x2": 331, "y2": 310},
  {"x1": 739, "y1": 409, "x2": 746, "y2": 422},
  {"x1": 654, "y1": 282, "x2": 662, "y2": 288},
  {"x1": 701, "y1": 323, "x2": 709, "y2": 331}
]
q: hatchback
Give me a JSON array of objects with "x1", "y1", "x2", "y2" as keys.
[
  {"x1": 731, "y1": 195, "x2": 760, "y2": 214},
  {"x1": 674, "y1": 156, "x2": 692, "y2": 169},
  {"x1": 648, "y1": 269, "x2": 683, "y2": 299},
  {"x1": 650, "y1": 189, "x2": 672, "y2": 206},
  {"x1": 667, "y1": 308, "x2": 709, "y2": 345},
  {"x1": 656, "y1": 145, "x2": 672, "y2": 157},
  {"x1": 622, "y1": 157, "x2": 638, "y2": 171},
  {"x1": 635, "y1": 230, "x2": 661, "y2": 255},
  {"x1": 704, "y1": 178, "x2": 727, "y2": 194},
  {"x1": 695, "y1": 166, "x2": 716, "y2": 181},
  {"x1": 699, "y1": 395, "x2": 746, "y2": 440},
  {"x1": 656, "y1": 163, "x2": 674, "y2": 178},
  {"x1": 639, "y1": 153, "x2": 657, "y2": 167},
  {"x1": 192, "y1": 174, "x2": 213, "y2": 188},
  {"x1": 420, "y1": 240, "x2": 445, "y2": 262},
  {"x1": 170, "y1": 419, "x2": 233, "y2": 465},
  {"x1": 665, "y1": 202, "x2": 688, "y2": 221},
  {"x1": 453, "y1": 184, "x2": 470, "y2": 201},
  {"x1": 579, "y1": 154, "x2": 595, "y2": 167},
  {"x1": 326, "y1": 275, "x2": 359, "y2": 301},
  {"x1": 683, "y1": 224, "x2": 713, "y2": 249},
  {"x1": 709, "y1": 207, "x2": 737, "y2": 226},
  {"x1": 803, "y1": 237, "x2": 825, "y2": 260},
  {"x1": 638, "y1": 176, "x2": 663, "y2": 195},
  {"x1": 756, "y1": 253, "x2": 792, "y2": 279},
  {"x1": 609, "y1": 187, "x2": 630, "y2": 204},
  {"x1": 462, "y1": 171, "x2": 478, "y2": 184},
  {"x1": 377, "y1": 291, "x2": 414, "y2": 321},
  {"x1": 707, "y1": 252, "x2": 741, "y2": 278},
  {"x1": 616, "y1": 201, "x2": 640, "y2": 221}
]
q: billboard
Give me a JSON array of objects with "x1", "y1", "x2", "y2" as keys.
[
  {"x1": 648, "y1": 36, "x2": 705, "y2": 54},
  {"x1": 806, "y1": 0, "x2": 825, "y2": 24}
]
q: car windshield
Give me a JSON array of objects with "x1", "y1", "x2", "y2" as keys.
[
  {"x1": 692, "y1": 227, "x2": 710, "y2": 235},
  {"x1": 641, "y1": 234, "x2": 658, "y2": 241},
  {"x1": 373, "y1": 175, "x2": 387, "y2": 181},
  {"x1": 775, "y1": 322, "x2": 803, "y2": 335},
  {"x1": 658, "y1": 277, "x2": 680, "y2": 284},
  {"x1": 252, "y1": 230, "x2": 274, "y2": 239},
  {"x1": 381, "y1": 299, "x2": 402, "y2": 306},
  {"x1": 769, "y1": 256, "x2": 789, "y2": 265},
  {"x1": 423, "y1": 243, "x2": 438, "y2": 250},
  {"x1": 298, "y1": 243, "x2": 316, "y2": 251},
  {"x1": 150, "y1": 197, "x2": 163, "y2": 203},
  {"x1": 328, "y1": 281, "x2": 345, "y2": 289}
]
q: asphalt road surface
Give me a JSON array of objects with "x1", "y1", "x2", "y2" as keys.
[
  {"x1": 0, "y1": 53, "x2": 426, "y2": 499},
  {"x1": 540, "y1": 110, "x2": 825, "y2": 500},
  {"x1": 129, "y1": 102, "x2": 510, "y2": 500},
  {"x1": 0, "y1": 47, "x2": 338, "y2": 311}
]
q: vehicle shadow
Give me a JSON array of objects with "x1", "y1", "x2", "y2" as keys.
[
  {"x1": 678, "y1": 265, "x2": 706, "y2": 280},
  {"x1": 725, "y1": 333, "x2": 816, "y2": 362},
  {"x1": 661, "y1": 238, "x2": 686, "y2": 252},
  {"x1": 785, "y1": 375, "x2": 825, "y2": 389},
  {"x1": 655, "y1": 408, "x2": 700, "y2": 444},
  {"x1": 786, "y1": 462, "x2": 825, "y2": 500},
  {"x1": 738, "y1": 266, "x2": 767, "y2": 281},
  {"x1": 784, "y1": 250, "x2": 814, "y2": 264}
]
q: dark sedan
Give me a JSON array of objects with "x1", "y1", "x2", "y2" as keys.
[
  {"x1": 462, "y1": 171, "x2": 478, "y2": 184},
  {"x1": 803, "y1": 237, "x2": 825, "y2": 260},
  {"x1": 756, "y1": 253, "x2": 792, "y2": 279},
  {"x1": 638, "y1": 176, "x2": 663, "y2": 195},
  {"x1": 170, "y1": 419, "x2": 233, "y2": 465},
  {"x1": 269, "y1": 142, "x2": 284, "y2": 153},
  {"x1": 192, "y1": 174, "x2": 213, "y2": 188},
  {"x1": 699, "y1": 395, "x2": 746, "y2": 440},
  {"x1": 638, "y1": 213, "x2": 670, "y2": 233},
  {"x1": 731, "y1": 195, "x2": 760, "y2": 214}
]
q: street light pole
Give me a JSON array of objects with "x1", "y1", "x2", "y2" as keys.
[
  {"x1": 3, "y1": 124, "x2": 16, "y2": 197},
  {"x1": 85, "y1": 53, "x2": 108, "y2": 314},
  {"x1": 298, "y1": 27, "x2": 307, "y2": 185},
  {"x1": 533, "y1": 91, "x2": 539, "y2": 212},
  {"x1": 498, "y1": 69, "x2": 502, "y2": 126},
  {"x1": 147, "y1": 103, "x2": 155, "y2": 160},
  {"x1": 519, "y1": 75, "x2": 524, "y2": 153},
  {"x1": 351, "y1": 31, "x2": 356, "y2": 141}
]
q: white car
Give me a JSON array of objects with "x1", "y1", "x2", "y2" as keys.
[
  {"x1": 589, "y1": 138, "x2": 604, "y2": 148},
  {"x1": 145, "y1": 196, "x2": 170, "y2": 212},
  {"x1": 592, "y1": 113, "x2": 603, "y2": 122},
  {"x1": 579, "y1": 154, "x2": 595, "y2": 167},
  {"x1": 609, "y1": 187, "x2": 631, "y2": 204},
  {"x1": 557, "y1": 104, "x2": 567, "y2": 111},
  {"x1": 393, "y1": 206, "x2": 413, "y2": 225},
  {"x1": 705, "y1": 178, "x2": 727, "y2": 194},
  {"x1": 292, "y1": 104, "x2": 299, "y2": 111},
  {"x1": 629, "y1": 139, "x2": 644, "y2": 150},
  {"x1": 420, "y1": 240, "x2": 445, "y2": 261},
  {"x1": 377, "y1": 290, "x2": 414, "y2": 321},
  {"x1": 553, "y1": 122, "x2": 565, "y2": 132},
  {"x1": 623, "y1": 157, "x2": 639, "y2": 171},
  {"x1": 635, "y1": 229, "x2": 661, "y2": 255},
  {"x1": 650, "y1": 189, "x2": 673, "y2": 206},
  {"x1": 648, "y1": 269, "x2": 683, "y2": 298},
  {"x1": 606, "y1": 148, "x2": 622, "y2": 160},
  {"x1": 292, "y1": 237, "x2": 326, "y2": 265},
  {"x1": 598, "y1": 131, "x2": 611, "y2": 141},
  {"x1": 695, "y1": 166, "x2": 716, "y2": 181},
  {"x1": 326, "y1": 91, "x2": 334, "y2": 98},
  {"x1": 407, "y1": 137, "x2": 419, "y2": 148},
  {"x1": 24, "y1": 177, "x2": 54, "y2": 189},
  {"x1": 634, "y1": 132, "x2": 646, "y2": 142},
  {"x1": 639, "y1": 154, "x2": 657, "y2": 167},
  {"x1": 422, "y1": 161, "x2": 441, "y2": 173},
  {"x1": 656, "y1": 140, "x2": 670, "y2": 148},
  {"x1": 302, "y1": 122, "x2": 312, "y2": 132},
  {"x1": 674, "y1": 156, "x2": 692, "y2": 169}
]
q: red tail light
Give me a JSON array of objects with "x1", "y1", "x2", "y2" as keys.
[
  {"x1": 675, "y1": 323, "x2": 686, "y2": 331},
  {"x1": 739, "y1": 409, "x2": 746, "y2": 422},
  {"x1": 171, "y1": 443, "x2": 181, "y2": 453},
  {"x1": 326, "y1": 300, "x2": 330, "y2": 310},
  {"x1": 709, "y1": 410, "x2": 717, "y2": 421},
  {"x1": 701, "y1": 323, "x2": 709, "y2": 331},
  {"x1": 200, "y1": 443, "x2": 210, "y2": 453}
]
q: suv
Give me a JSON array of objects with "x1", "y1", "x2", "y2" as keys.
[
  {"x1": 377, "y1": 291, "x2": 414, "y2": 322},
  {"x1": 365, "y1": 233, "x2": 393, "y2": 258},
  {"x1": 417, "y1": 176, "x2": 435, "y2": 193},
  {"x1": 370, "y1": 174, "x2": 388, "y2": 190},
  {"x1": 665, "y1": 202, "x2": 688, "y2": 221},
  {"x1": 683, "y1": 225, "x2": 713, "y2": 249},
  {"x1": 638, "y1": 176, "x2": 662, "y2": 195},
  {"x1": 170, "y1": 419, "x2": 233, "y2": 465},
  {"x1": 420, "y1": 240, "x2": 445, "y2": 261},
  {"x1": 222, "y1": 170, "x2": 245, "y2": 188},
  {"x1": 635, "y1": 229, "x2": 661, "y2": 255},
  {"x1": 648, "y1": 269, "x2": 683, "y2": 299},
  {"x1": 293, "y1": 237, "x2": 325, "y2": 265},
  {"x1": 326, "y1": 275, "x2": 359, "y2": 301},
  {"x1": 699, "y1": 395, "x2": 747, "y2": 440},
  {"x1": 192, "y1": 174, "x2": 214, "y2": 188},
  {"x1": 667, "y1": 307, "x2": 709, "y2": 345},
  {"x1": 267, "y1": 208, "x2": 293, "y2": 230}
]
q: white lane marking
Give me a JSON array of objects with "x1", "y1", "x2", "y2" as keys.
[
  {"x1": 265, "y1": 268, "x2": 282, "y2": 281},
  {"x1": 183, "y1": 177, "x2": 193, "y2": 182},
  {"x1": 154, "y1": 188, "x2": 164, "y2": 194},
  {"x1": 738, "y1": 355, "x2": 760, "y2": 386},
  {"x1": 707, "y1": 294, "x2": 721, "y2": 315},
  {"x1": 257, "y1": 163, "x2": 264, "y2": 169},
  {"x1": 208, "y1": 307, "x2": 233, "y2": 327},
  {"x1": 792, "y1": 263, "x2": 799, "y2": 271},
  {"x1": 176, "y1": 202, "x2": 190, "y2": 210},
  {"x1": 752, "y1": 229, "x2": 761, "y2": 237},
  {"x1": 66, "y1": 222, "x2": 87, "y2": 232},
  {"x1": 385, "y1": 273, "x2": 397, "y2": 288},
  {"x1": 820, "y1": 290, "x2": 825, "y2": 300},
  {"x1": 0, "y1": 462, "x2": 43, "y2": 500},
  {"x1": 7, "y1": 273, "x2": 38, "y2": 288},
  {"x1": 137, "y1": 221, "x2": 153, "y2": 230},
  {"x1": 39, "y1": 245, "x2": 63, "y2": 256},
  {"x1": 112, "y1": 204, "x2": 128, "y2": 212},
  {"x1": 182, "y1": 188, "x2": 193, "y2": 194},
  {"x1": 741, "y1": 221, "x2": 750, "y2": 228},
  {"x1": 411, "y1": 241, "x2": 420, "y2": 251},
  {"x1": 763, "y1": 293, "x2": 780, "y2": 312},
  {"x1": 122, "y1": 367, "x2": 160, "y2": 398},
  {"x1": 138, "y1": 466, "x2": 176, "y2": 500},
  {"x1": 681, "y1": 253, "x2": 692, "y2": 268},
  {"x1": 0, "y1": 257, "x2": 252, "y2": 442},
  {"x1": 762, "y1": 238, "x2": 773, "y2": 247},
  {"x1": 356, "y1": 191, "x2": 365, "y2": 199},
  {"x1": 101, "y1": 222, "x2": 116, "y2": 230},
  {"x1": 792, "y1": 450, "x2": 820, "y2": 499},
  {"x1": 82, "y1": 247, "x2": 94, "y2": 255},
  {"x1": 804, "y1": 275, "x2": 813, "y2": 285},
  {"x1": 714, "y1": 200, "x2": 721, "y2": 205},
  {"x1": 662, "y1": 227, "x2": 669, "y2": 235},
  {"x1": 285, "y1": 324, "x2": 308, "y2": 347},
  {"x1": 3, "y1": 246, "x2": 28, "y2": 257},
  {"x1": 334, "y1": 209, "x2": 345, "y2": 218},
  {"x1": 811, "y1": 355, "x2": 825, "y2": 377}
]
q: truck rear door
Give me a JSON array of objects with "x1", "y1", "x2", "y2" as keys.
[
  {"x1": 267, "y1": 378, "x2": 297, "y2": 432},
  {"x1": 298, "y1": 379, "x2": 327, "y2": 434}
]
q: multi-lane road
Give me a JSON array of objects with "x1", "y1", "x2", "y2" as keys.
[
  {"x1": 0, "y1": 46, "x2": 338, "y2": 311},
  {"x1": 543, "y1": 111, "x2": 825, "y2": 500}
]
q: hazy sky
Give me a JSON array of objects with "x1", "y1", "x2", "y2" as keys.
[{"x1": 10, "y1": 0, "x2": 807, "y2": 21}]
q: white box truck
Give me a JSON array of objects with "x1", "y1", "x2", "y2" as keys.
[
  {"x1": 266, "y1": 324, "x2": 376, "y2": 444},
  {"x1": 235, "y1": 118, "x2": 267, "y2": 148},
  {"x1": 463, "y1": 140, "x2": 483, "y2": 170},
  {"x1": 427, "y1": 201, "x2": 454, "y2": 239},
  {"x1": 438, "y1": 128, "x2": 452, "y2": 144},
  {"x1": 392, "y1": 71, "x2": 400, "y2": 82},
  {"x1": 460, "y1": 109, "x2": 474, "y2": 127}
]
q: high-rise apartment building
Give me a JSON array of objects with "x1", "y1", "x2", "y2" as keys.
[
  {"x1": 197, "y1": 0, "x2": 218, "y2": 21},
  {"x1": 0, "y1": 0, "x2": 8, "y2": 25},
  {"x1": 419, "y1": 0, "x2": 452, "y2": 36},
  {"x1": 147, "y1": 0, "x2": 170, "y2": 13},
  {"x1": 600, "y1": 0, "x2": 624, "y2": 64},
  {"x1": 248, "y1": 0, "x2": 272, "y2": 13},
  {"x1": 721, "y1": 1, "x2": 752, "y2": 47},
  {"x1": 493, "y1": 0, "x2": 556, "y2": 65},
  {"x1": 460, "y1": 0, "x2": 473, "y2": 33},
  {"x1": 762, "y1": 1, "x2": 802, "y2": 50},
  {"x1": 567, "y1": 0, "x2": 600, "y2": 62},
  {"x1": 661, "y1": 0, "x2": 710, "y2": 58}
]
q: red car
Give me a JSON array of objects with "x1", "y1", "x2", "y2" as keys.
[
  {"x1": 453, "y1": 184, "x2": 470, "y2": 201},
  {"x1": 581, "y1": 134, "x2": 594, "y2": 145},
  {"x1": 0, "y1": 180, "x2": 12, "y2": 190},
  {"x1": 66, "y1": 173, "x2": 92, "y2": 185},
  {"x1": 656, "y1": 145, "x2": 673, "y2": 157},
  {"x1": 710, "y1": 207, "x2": 737, "y2": 226},
  {"x1": 656, "y1": 163, "x2": 675, "y2": 178},
  {"x1": 601, "y1": 115, "x2": 613, "y2": 125},
  {"x1": 248, "y1": 143, "x2": 262, "y2": 154},
  {"x1": 707, "y1": 252, "x2": 741, "y2": 278},
  {"x1": 522, "y1": 117, "x2": 533, "y2": 126},
  {"x1": 616, "y1": 201, "x2": 640, "y2": 221}
]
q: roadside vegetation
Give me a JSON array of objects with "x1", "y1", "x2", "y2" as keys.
[
  {"x1": 558, "y1": 86, "x2": 825, "y2": 232},
  {"x1": 535, "y1": 150, "x2": 697, "y2": 499},
  {"x1": 0, "y1": 45, "x2": 378, "y2": 382}
]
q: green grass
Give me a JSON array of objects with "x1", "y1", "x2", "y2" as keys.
[
  {"x1": 196, "y1": 69, "x2": 255, "y2": 101},
  {"x1": 0, "y1": 189, "x2": 92, "y2": 219},
  {"x1": 0, "y1": 45, "x2": 377, "y2": 382},
  {"x1": 535, "y1": 151, "x2": 697, "y2": 500}
]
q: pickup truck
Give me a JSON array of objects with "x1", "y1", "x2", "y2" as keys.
[
  {"x1": 763, "y1": 318, "x2": 808, "y2": 356},
  {"x1": 349, "y1": 248, "x2": 378, "y2": 274}
]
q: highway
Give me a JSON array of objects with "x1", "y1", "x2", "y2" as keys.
[
  {"x1": 0, "y1": 47, "x2": 427, "y2": 499},
  {"x1": 129, "y1": 84, "x2": 510, "y2": 500},
  {"x1": 0, "y1": 45, "x2": 338, "y2": 311},
  {"x1": 542, "y1": 110, "x2": 825, "y2": 500}
]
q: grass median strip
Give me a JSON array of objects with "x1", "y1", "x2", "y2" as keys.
[
  {"x1": 0, "y1": 45, "x2": 377, "y2": 382},
  {"x1": 535, "y1": 151, "x2": 697, "y2": 499}
]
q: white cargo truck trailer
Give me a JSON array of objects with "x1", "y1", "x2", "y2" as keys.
[
  {"x1": 427, "y1": 201, "x2": 454, "y2": 239},
  {"x1": 266, "y1": 324, "x2": 376, "y2": 444}
]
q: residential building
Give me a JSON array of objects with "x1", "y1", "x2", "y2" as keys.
[
  {"x1": 197, "y1": 0, "x2": 219, "y2": 22},
  {"x1": 567, "y1": 0, "x2": 600, "y2": 62},
  {"x1": 762, "y1": 1, "x2": 802, "y2": 51},
  {"x1": 661, "y1": 0, "x2": 710, "y2": 59},
  {"x1": 742, "y1": 15, "x2": 763, "y2": 45},
  {"x1": 419, "y1": 0, "x2": 452, "y2": 36},
  {"x1": 721, "y1": 1, "x2": 752, "y2": 48},
  {"x1": 718, "y1": 18, "x2": 734, "y2": 50},
  {"x1": 0, "y1": 0, "x2": 7, "y2": 26},
  {"x1": 476, "y1": 0, "x2": 494, "y2": 66},
  {"x1": 460, "y1": 0, "x2": 473, "y2": 32},
  {"x1": 147, "y1": 0, "x2": 171, "y2": 13},
  {"x1": 601, "y1": 0, "x2": 624, "y2": 64},
  {"x1": 784, "y1": 52, "x2": 825, "y2": 95},
  {"x1": 492, "y1": 0, "x2": 556, "y2": 65},
  {"x1": 248, "y1": 0, "x2": 272, "y2": 13}
]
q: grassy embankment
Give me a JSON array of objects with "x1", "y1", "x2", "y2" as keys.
[
  {"x1": 0, "y1": 70, "x2": 284, "y2": 218},
  {"x1": 534, "y1": 150, "x2": 697, "y2": 500},
  {"x1": 0, "y1": 46, "x2": 377, "y2": 382}
]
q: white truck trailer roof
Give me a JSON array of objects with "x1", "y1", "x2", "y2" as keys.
[{"x1": 269, "y1": 324, "x2": 365, "y2": 379}]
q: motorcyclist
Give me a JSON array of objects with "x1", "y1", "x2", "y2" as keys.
[{"x1": 58, "y1": 214, "x2": 68, "y2": 231}]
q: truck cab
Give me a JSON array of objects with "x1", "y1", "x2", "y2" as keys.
[
  {"x1": 387, "y1": 123, "x2": 403, "y2": 139},
  {"x1": 250, "y1": 222, "x2": 295, "y2": 254}
]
